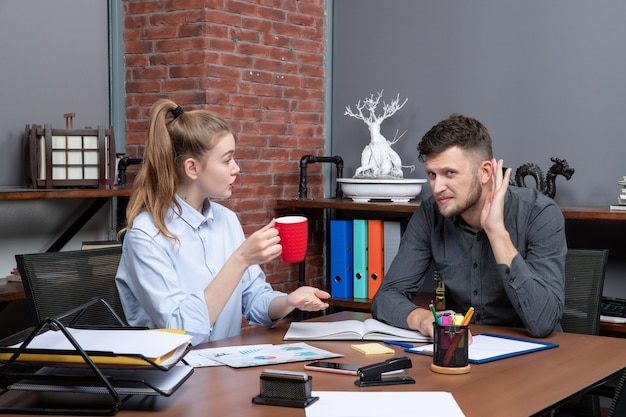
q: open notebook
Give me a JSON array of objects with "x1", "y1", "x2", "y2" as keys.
[{"x1": 283, "y1": 318, "x2": 430, "y2": 342}]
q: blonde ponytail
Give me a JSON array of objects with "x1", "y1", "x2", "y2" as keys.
[{"x1": 120, "y1": 99, "x2": 232, "y2": 241}]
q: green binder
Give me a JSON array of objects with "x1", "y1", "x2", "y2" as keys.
[{"x1": 353, "y1": 219, "x2": 368, "y2": 299}]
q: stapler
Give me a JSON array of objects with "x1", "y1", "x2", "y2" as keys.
[{"x1": 354, "y1": 356, "x2": 416, "y2": 387}]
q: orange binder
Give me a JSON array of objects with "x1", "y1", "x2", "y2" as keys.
[{"x1": 367, "y1": 219, "x2": 384, "y2": 298}]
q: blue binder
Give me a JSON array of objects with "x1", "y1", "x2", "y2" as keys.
[
  {"x1": 329, "y1": 220, "x2": 353, "y2": 298},
  {"x1": 352, "y1": 219, "x2": 368, "y2": 299}
]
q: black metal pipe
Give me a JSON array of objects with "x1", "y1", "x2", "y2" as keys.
[
  {"x1": 116, "y1": 157, "x2": 143, "y2": 186},
  {"x1": 298, "y1": 155, "x2": 343, "y2": 199}
]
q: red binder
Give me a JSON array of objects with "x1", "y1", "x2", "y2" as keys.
[{"x1": 367, "y1": 219, "x2": 384, "y2": 298}]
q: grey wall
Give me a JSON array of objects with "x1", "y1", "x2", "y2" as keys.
[
  {"x1": 331, "y1": 0, "x2": 626, "y2": 299},
  {"x1": 0, "y1": 0, "x2": 114, "y2": 277},
  {"x1": 331, "y1": 0, "x2": 626, "y2": 206},
  {"x1": 0, "y1": 0, "x2": 110, "y2": 187}
]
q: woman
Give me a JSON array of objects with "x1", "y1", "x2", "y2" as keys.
[{"x1": 115, "y1": 99, "x2": 329, "y2": 344}]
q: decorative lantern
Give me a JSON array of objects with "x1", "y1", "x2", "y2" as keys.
[{"x1": 23, "y1": 113, "x2": 116, "y2": 189}]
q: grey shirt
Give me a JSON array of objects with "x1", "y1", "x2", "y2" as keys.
[{"x1": 371, "y1": 186, "x2": 566, "y2": 337}]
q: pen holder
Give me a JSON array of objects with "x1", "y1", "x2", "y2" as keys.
[{"x1": 431, "y1": 323, "x2": 471, "y2": 375}]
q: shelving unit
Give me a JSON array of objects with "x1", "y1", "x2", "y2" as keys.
[
  {"x1": 276, "y1": 198, "x2": 626, "y2": 313},
  {"x1": 0, "y1": 187, "x2": 132, "y2": 252},
  {"x1": 277, "y1": 198, "x2": 626, "y2": 221}
]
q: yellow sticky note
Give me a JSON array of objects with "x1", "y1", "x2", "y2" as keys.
[{"x1": 351, "y1": 343, "x2": 394, "y2": 355}]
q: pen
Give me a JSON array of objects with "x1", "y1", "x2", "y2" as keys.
[
  {"x1": 429, "y1": 303, "x2": 440, "y2": 325},
  {"x1": 462, "y1": 307, "x2": 475, "y2": 325},
  {"x1": 383, "y1": 340, "x2": 415, "y2": 349}
]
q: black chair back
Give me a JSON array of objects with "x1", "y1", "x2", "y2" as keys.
[
  {"x1": 561, "y1": 249, "x2": 609, "y2": 335},
  {"x1": 16, "y1": 246, "x2": 126, "y2": 327}
]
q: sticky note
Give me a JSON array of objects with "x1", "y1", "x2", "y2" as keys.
[{"x1": 351, "y1": 343, "x2": 394, "y2": 355}]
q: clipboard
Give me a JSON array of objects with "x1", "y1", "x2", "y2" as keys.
[{"x1": 406, "y1": 333, "x2": 559, "y2": 364}]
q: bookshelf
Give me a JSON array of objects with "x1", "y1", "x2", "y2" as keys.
[
  {"x1": 0, "y1": 187, "x2": 132, "y2": 252},
  {"x1": 276, "y1": 198, "x2": 626, "y2": 313},
  {"x1": 0, "y1": 187, "x2": 132, "y2": 201},
  {"x1": 277, "y1": 198, "x2": 626, "y2": 221}
]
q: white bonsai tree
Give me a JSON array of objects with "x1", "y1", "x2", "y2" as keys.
[{"x1": 344, "y1": 90, "x2": 415, "y2": 179}]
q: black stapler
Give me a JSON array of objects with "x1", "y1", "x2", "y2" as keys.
[{"x1": 354, "y1": 356, "x2": 416, "y2": 387}]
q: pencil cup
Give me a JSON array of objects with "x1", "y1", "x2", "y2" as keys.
[
  {"x1": 431, "y1": 323, "x2": 471, "y2": 375},
  {"x1": 275, "y1": 216, "x2": 308, "y2": 263}
]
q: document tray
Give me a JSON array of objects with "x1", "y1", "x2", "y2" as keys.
[
  {"x1": 7, "y1": 364, "x2": 193, "y2": 396},
  {"x1": 0, "y1": 305, "x2": 193, "y2": 415}
]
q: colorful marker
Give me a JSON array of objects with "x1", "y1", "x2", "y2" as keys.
[
  {"x1": 429, "y1": 303, "x2": 440, "y2": 325},
  {"x1": 462, "y1": 307, "x2": 475, "y2": 325},
  {"x1": 452, "y1": 313, "x2": 464, "y2": 326}
]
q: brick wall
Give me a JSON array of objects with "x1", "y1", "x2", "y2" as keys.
[{"x1": 122, "y1": 1, "x2": 328, "y2": 322}]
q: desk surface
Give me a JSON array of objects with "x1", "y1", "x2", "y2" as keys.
[
  {"x1": 0, "y1": 281, "x2": 25, "y2": 303},
  {"x1": 7, "y1": 311, "x2": 619, "y2": 417}
]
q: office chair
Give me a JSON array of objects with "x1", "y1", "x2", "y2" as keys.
[
  {"x1": 608, "y1": 370, "x2": 626, "y2": 417},
  {"x1": 15, "y1": 246, "x2": 127, "y2": 328},
  {"x1": 558, "y1": 248, "x2": 610, "y2": 417},
  {"x1": 560, "y1": 249, "x2": 609, "y2": 335}
]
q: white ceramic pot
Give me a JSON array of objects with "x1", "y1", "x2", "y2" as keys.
[{"x1": 337, "y1": 178, "x2": 427, "y2": 203}]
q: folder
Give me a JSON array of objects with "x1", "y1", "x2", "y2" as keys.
[
  {"x1": 367, "y1": 219, "x2": 384, "y2": 299},
  {"x1": 352, "y1": 219, "x2": 368, "y2": 299},
  {"x1": 330, "y1": 220, "x2": 353, "y2": 298},
  {"x1": 0, "y1": 328, "x2": 192, "y2": 368},
  {"x1": 383, "y1": 221, "x2": 401, "y2": 274}
]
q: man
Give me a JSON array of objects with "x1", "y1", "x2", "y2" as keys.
[{"x1": 371, "y1": 114, "x2": 566, "y2": 338}]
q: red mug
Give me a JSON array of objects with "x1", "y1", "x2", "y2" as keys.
[{"x1": 275, "y1": 216, "x2": 308, "y2": 263}]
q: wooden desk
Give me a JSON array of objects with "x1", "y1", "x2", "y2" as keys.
[
  {"x1": 600, "y1": 320, "x2": 626, "y2": 337},
  {"x1": 4, "y1": 311, "x2": 620, "y2": 417},
  {"x1": 0, "y1": 281, "x2": 25, "y2": 303}
]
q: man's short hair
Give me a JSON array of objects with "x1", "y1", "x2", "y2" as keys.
[{"x1": 418, "y1": 114, "x2": 493, "y2": 163}]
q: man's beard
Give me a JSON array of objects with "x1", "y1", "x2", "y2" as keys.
[{"x1": 437, "y1": 176, "x2": 482, "y2": 218}]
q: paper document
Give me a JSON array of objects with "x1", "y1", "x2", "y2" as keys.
[
  {"x1": 183, "y1": 344, "x2": 273, "y2": 367},
  {"x1": 8, "y1": 328, "x2": 192, "y2": 364},
  {"x1": 210, "y1": 342, "x2": 341, "y2": 368},
  {"x1": 600, "y1": 315, "x2": 626, "y2": 324},
  {"x1": 306, "y1": 391, "x2": 465, "y2": 417}
]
